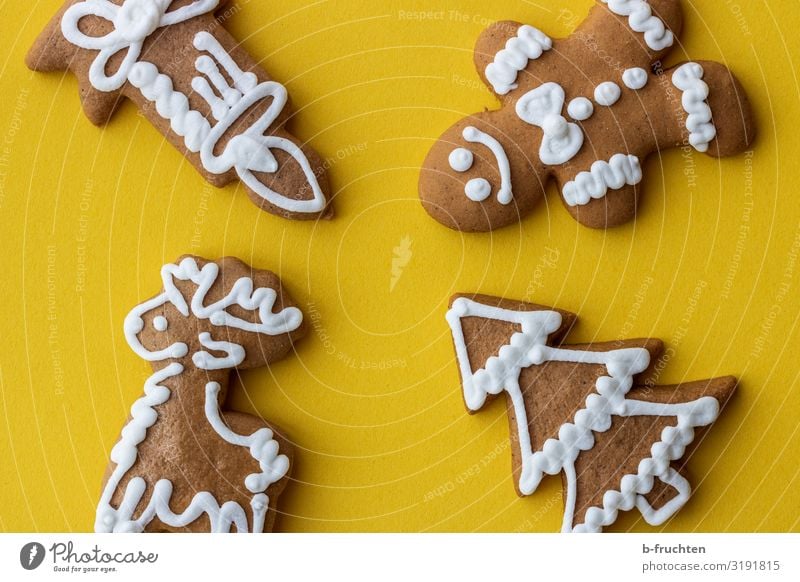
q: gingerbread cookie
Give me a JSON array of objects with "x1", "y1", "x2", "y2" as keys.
[
  {"x1": 97, "y1": 256, "x2": 305, "y2": 533},
  {"x1": 420, "y1": 0, "x2": 756, "y2": 230},
  {"x1": 446, "y1": 294, "x2": 735, "y2": 532},
  {"x1": 27, "y1": 0, "x2": 330, "y2": 220}
]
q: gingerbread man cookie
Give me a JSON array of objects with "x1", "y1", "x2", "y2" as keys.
[
  {"x1": 27, "y1": 0, "x2": 331, "y2": 220},
  {"x1": 97, "y1": 256, "x2": 305, "y2": 533},
  {"x1": 446, "y1": 294, "x2": 736, "y2": 532},
  {"x1": 420, "y1": 0, "x2": 756, "y2": 230}
]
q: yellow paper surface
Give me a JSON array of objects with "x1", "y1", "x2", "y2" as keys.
[{"x1": 0, "y1": 0, "x2": 798, "y2": 533}]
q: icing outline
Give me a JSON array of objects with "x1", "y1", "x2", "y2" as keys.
[{"x1": 446, "y1": 298, "x2": 720, "y2": 533}]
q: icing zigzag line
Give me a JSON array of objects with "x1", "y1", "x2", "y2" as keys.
[
  {"x1": 600, "y1": 0, "x2": 674, "y2": 51},
  {"x1": 562, "y1": 154, "x2": 642, "y2": 206},
  {"x1": 485, "y1": 25, "x2": 552, "y2": 95}
]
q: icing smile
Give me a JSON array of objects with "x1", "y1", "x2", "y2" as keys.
[{"x1": 449, "y1": 126, "x2": 513, "y2": 204}]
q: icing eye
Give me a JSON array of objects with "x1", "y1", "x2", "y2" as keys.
[
  {"x1": 448, "y1": 148, "x2": 474, "y2": 172},
  {"x1": 567, "y1": 97, "x2": 593, "y2": 121},
  {"x1": 465, "y1": 178, "x2": 492, "y2": 202},
  {"x1": 153, "y1": 316, "x2": 168, "y2": 332},
  {"x1": 622, "y1": 67, "x2": 648, "y2": 90},
  {"x1": 594, "y1": 82, "x2": 621, "y2": 106}
]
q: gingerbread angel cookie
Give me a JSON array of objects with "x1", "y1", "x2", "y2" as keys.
[
  {"x1": 97, "y1": 256, "x2": 305, "y2": 533},
  {"x1": 27, "y1": 1, "x2": 330, "y2": 220},
  {"x1": 446, "y1": 295, "x2": 736, "y2": 532},
  {"x1": 420, "y1": 0, "x2": 755, "y2": 231}
]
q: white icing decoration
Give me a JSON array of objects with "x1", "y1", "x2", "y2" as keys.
[
  {"x1": 98, "y1": 258, "x2": 299, "y2": 533},
  {"x1": 152, "y1": 316, "x2": 168, "y2": 332},
  {"x1": 485, "y1": 25, "x2": 553, "y2": 95},
  {"x1": 448, "y1": 148, "x2": 474, "y2": 173},
  {"x1": 192, "y1": 332, "x2": 246, "y2": 370},
  {"x1": 622, "y1": 67, "x2": 649, "y2": 90},
  {"x1": 461, "y1": 126, "x2": 513, "y2": 204},
  {"x1": 128, "y1": 62, "x2": 211, "y2": 153},
  {"x1": 465, "y1": 178, "x2": 491, "y2": 202},
  {"x1": 60, "y1": 0, "x2": 220, "y2": 92},
  {"x1": 594, "y1": 81, "x2": 621, "y2": 106},
  {"x1": 446, "y1": 298, "x2": 720, "y2": 533},
  {"x1": 672, "y1": 62, "x2": 717, "y2": 153},
  {"x1": 600, "y1": 0, "x2": 674, "y2": 51},
  {"x1": 60, "y1": 2, "x2": 326, "y2": 214},
  {"x1": 567, "y1": 97, "x2": 593, "y2": 121},
  {"x1": 516, "y1": 83, "x2": 584, "y2": 165},
  {"x1": 562, "y1": 154, "x2": 643, "y2": 206},
  {"x1": 205, "y1": 383, "x2": 290, "y2": 495}
]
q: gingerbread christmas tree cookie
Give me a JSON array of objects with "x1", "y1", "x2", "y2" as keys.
[
  {"x1": 420, "y1": 0, "x2": 756, "y2": 231},
  {"x1": 27, "y1": 0, "x2": 331, "y2": 220},
  {"x1": 97, "y1": 256, "x2": 304, "y2": 533},
  {"x1": 446, "y1": 294, "x2": 735, "y2": 532}
]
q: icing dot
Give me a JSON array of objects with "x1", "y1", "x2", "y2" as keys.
[
  {"x1": 465, "y1": 178, "x2": 492, "y2": 202},
  {"x1": 622, "y1": 67, "x2": 648, "y2": 90},
  {"x1": 153, "y1": 316, "x2": 168, "y2": 332},
  {"x1": 594, "y1": 82, "x2": 621, "y2": 106},
  {"x1": 567, "y1": 97, "x2": 593, "y2": 121},
  {"x1": 448, "y1": 148, "x2": 474, "y2": 172}
]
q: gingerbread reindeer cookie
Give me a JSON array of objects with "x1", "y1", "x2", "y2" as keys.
[
  {"x1": 446, "y1": 295, "x2": 736, "y2": 532},
  {"x1": 420, "y1": 0, "x2": 756, "y2": 231},
  {"x1": 27, "y1": 1, "x2": 330, "y2": 220},
  {"x1": 97, "y1": 256, "x2": 304, "y2": 533}
]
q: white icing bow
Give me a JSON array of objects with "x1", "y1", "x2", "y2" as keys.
[
  {"x1": 61, "y1": 0, "x2": 220, "y2": 92},
  {"x1": 515, "y1": 82, "x2": 584, "y2": 166}
]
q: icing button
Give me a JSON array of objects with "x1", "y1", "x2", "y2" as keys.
[
  {"x1": 567, "y1": 97, "x2": 593, "y2": 121},
  {"x1": 622, "y1": 67, "x2": 648, "y2": 90},
  {"x1": 594, "y1": 82, "x2": 621, "y2": 106}
]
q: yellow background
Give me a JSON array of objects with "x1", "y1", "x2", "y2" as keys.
[{"x1": 1, "y1": 0, "x2": 798, "y2": 533}]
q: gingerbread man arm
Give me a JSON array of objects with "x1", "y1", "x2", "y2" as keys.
[
  {"x1": 26, "y1": 0, "x2": 331, "y2": 220},
  {"x1": 553, "y1": 59, "x2": 755, "y2": 228}
]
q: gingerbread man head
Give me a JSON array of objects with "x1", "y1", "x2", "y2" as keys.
[{"x1": 420, "y1": 0, "x2": 755, "y2": 231}]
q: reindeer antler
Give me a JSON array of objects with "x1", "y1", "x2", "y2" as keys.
[{"x1": 162, "y1": 258, "x2": 303, "y2": 335}]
